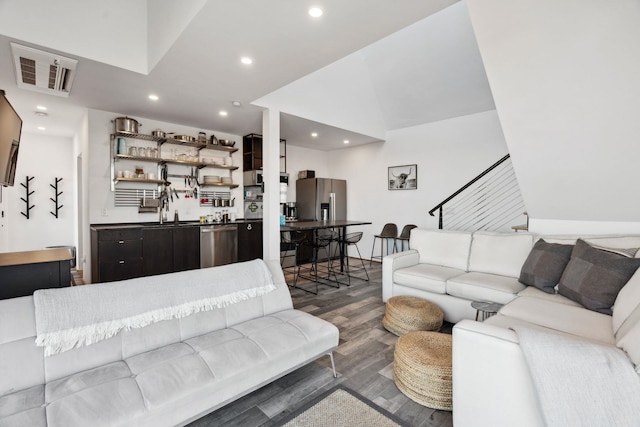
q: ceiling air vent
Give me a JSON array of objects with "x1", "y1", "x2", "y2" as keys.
[{"x1": 11, "y1": 42, "x2": 78, "y2": 97}]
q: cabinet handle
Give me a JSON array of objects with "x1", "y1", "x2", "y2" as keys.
[
  {"x1": 118, "y1": 240, "x2": 124, "y2": 244},
  {"x1": 247, "y1": 224, "x2": 252, "y2": 231},
  {"x1": 119, "y1": 260, "x2": 125, "y2": 264}
]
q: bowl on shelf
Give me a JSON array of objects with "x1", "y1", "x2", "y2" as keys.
[{"x1": 218, "y1": 139, "x2": 235, "y2": 147}]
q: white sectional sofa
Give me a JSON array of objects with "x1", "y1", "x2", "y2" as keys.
[
  {"x1": 383, "y1": 229, "x2": 640, "y2": 426},
  {"x1": 383, "y1": 229, "x2": 538, "y2": 323},
  {"x1": 0, "y1": 259, "x2": 339, "y2": 427}
]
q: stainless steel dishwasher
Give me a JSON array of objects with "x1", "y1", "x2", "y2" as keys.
[{"x1": 200, "y1": 224, "x2": 238, "y2": 268}]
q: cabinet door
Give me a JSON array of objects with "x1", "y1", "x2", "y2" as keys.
[
  {"x1": 173, "y1": 226, "x2": 200, "y2": 271},
  {"x1": 142, "y1": 228, "x2": 174, "y2": 276},
  {"x1": 99, "y1": 259, "x2": 144, "y2": 283},
  {"x1": 238, "y1": 221, "x2": 263, "y2": 262}
]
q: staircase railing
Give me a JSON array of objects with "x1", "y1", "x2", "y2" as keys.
[{"x1": 428, "y1": 154, "x2": 526, "y2": 232}]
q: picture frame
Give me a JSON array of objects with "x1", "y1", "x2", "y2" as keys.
[{"x1": 388, "y1": 164, "x2": 417, "y2": 190}]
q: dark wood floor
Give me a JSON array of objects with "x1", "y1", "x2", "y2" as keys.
[{"x1": 189, "y1": 260, "x2": 453, "y2": 427}]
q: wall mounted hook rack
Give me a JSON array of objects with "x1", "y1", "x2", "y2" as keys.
[
  {"x1": 50, "y1": 177, "x2": 64, "y2": 218},
  {"x1": 20, "y1": 176, "x2": 35, "y2": 219}
]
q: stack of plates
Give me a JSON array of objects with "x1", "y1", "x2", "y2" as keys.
[
  {"x1": 221, "y1": 177, "x2": 233, "y2": 184},
  {"x1": 203, "y1": 175, "x2": 221, "y2": 184}
]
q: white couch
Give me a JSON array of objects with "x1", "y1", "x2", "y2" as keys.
[
  {"x1": 0, "y1": 260, "x2": 339, "y2": 427},
  {"x1": 382, "y1": 229, "x2": 640, "y2": 426}
]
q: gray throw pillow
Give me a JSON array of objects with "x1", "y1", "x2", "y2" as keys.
[
  {"x1": 519, "y1": 239, "x2": 574, "y2": 294},
  {"x1": 558, "y1": 239, "x2": 640, "y2": 315}
]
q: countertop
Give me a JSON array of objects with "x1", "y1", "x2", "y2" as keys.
[
  {"x1": 0, "y1": 248, "x2": 73, "y2": 267},
  {"x1": 90, "y1": 219, "x2": 262, "y2": 230}
]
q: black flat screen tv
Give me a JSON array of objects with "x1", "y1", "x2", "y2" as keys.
[{"x1": 0, "y1": 90, "x2": 22, "y2": 187}]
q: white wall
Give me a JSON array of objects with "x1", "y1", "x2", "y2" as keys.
[
  {"x1": 284, "y1": 110, "x2": 509, "y2": 257},
  {"x1": 87, "y1": 109, "x2": 243, "y2": 225},
  {"x1": 467, "y1": 0, "x2": 640, "y2": 228},
  {"x1": 3, "y1": 132, "x2": 75, "y2": 252},
  {"x1": 0, "y1": 0, "x2": 148, "y2": 73},
  {"x1": 254, "y1": 53, "x2": 387, "y2": 141}
]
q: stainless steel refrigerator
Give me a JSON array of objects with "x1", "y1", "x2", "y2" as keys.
[
  {"x1": 296, "y1": 178, "x2": 347, "y2": 221},
  {"x1": 296, "y1": 178, "x2": 347, "y2": 261}
]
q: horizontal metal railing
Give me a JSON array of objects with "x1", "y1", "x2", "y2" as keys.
[{"x1": 429, "y1": 155, "x2": 526, "y2": 232}]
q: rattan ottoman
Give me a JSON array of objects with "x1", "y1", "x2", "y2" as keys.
[
  {"x1": 393, "y1": 331, "x2": 452, "y2": 411},
  {"x1": 382, "y1": 296, "x2": 443, "y2": 336}
]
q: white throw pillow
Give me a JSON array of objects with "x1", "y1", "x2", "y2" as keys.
[
  {"x1": 468, "y1": 231, "x2": 534, "y2": 278},
  {"x1": 410, "y1": 229, "x2": 472, "y2": 271}
]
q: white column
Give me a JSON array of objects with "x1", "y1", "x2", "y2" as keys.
[{"x1": 262, "y1": 108, "x2": 281, "y2": 261}]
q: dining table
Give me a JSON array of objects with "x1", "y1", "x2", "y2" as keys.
[{"x1": 280, "y1": 219, "x2": 372, "y2": 272}]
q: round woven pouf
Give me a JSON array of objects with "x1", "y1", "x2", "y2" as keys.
[
  {"x1": 382, "y1": 296, "x2": 443, "y2": 336},
  {"x1": 393, "y1": 331, "x2": 452, "y2": 411}
]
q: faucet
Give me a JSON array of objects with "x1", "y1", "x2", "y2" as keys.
[{"x1": 158, "y1": 190, "x2": 169, "y2": 224}]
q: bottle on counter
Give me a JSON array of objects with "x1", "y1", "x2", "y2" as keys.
[{"x1": 174, "y1": 209, "x2": 179, "y2": 224}]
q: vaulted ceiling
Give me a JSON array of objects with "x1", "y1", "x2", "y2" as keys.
[{"x1": 0, "y1": 0, "x2": 495, "y2": 150}]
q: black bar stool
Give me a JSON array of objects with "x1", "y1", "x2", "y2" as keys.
[
  {"x1": 334, "y1": 231, "x2": 369, "y2": 286},
  {"x1": 280, "y1": 231, "x2": 307, "y2": 287},
  {"x1": 370, "y1": 223, "x2": 398, "y2": 266},
  {"x1": 395, "y1": 224, "x2": 417, "y2": 252},
  {"x1": 295, "y1": 231, "x2": 340, "y2": 294}
]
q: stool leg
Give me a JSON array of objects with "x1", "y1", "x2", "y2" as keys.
[
  {"x1": 354, "y1": 243, "x2": 369, "y2": 282},
  {"x1": 370, "y1": 237, "x2": 377, "y2": 267}
]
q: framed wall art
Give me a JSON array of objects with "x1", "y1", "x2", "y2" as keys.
[{"x1": 388, "y1": 164, "x2": 417, "y2": 190}]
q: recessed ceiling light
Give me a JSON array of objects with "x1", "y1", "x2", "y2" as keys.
[
  {"x1": 232, "y1": 101, "x2": 242, "y2": 107},
  {"x1": 219, "y1": 110, "x2": 228, "y2": 116},
  {"x1": 309, "y1": 7, "x2": 323, "y2": 17},
  {"x1": 34, "y1": 111, "x2": 48, "y2": 117},
  {"x1": 343, "y1": 140, "x2": 350, "y2": 144},
  {"x1": 36, "y1": 105, "x2": 47, "y2": 111},
  {"x1": 311, "y1": 132, "x2": 318, "y2": 137},
  {"x1": 148, "y1": 94, "x2": 159, "y2": 101},
  {"x1": 241, "y1": 57, "x2": 253, "y2": 65},
  {"x1": 37, "y1": 126, "x2": 46, "y2": 131}
]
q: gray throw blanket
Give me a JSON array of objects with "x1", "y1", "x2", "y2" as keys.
[
  {"x1": 513, "y1": 325, "x2": 640, "y2": 427},
  {"x1": 34, "y1": 259, "x2": 276, "y2": 356}
]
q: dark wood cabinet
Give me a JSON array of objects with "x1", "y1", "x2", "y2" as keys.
[
  {"x1": 173, "y1": 226, "x2": 200, "y2": 271},
  {"x1": 0, "y1": 249, "x2": 73, "y2": 299},
  {"x1": 91, "y1": 225, "x2": 200, "y2": 283},
  {"x1": 237, "y1": 221, "x2": 263, "y2": 262},
  {"x1": 243, "y1": 133, "x2": 263, "y2": 171},
  {"x1": 142, "y1": 228, "x2": 174, "y2": 276},
  {"x1": 91, "y1": 228, "x2": 143, "y2": 283}
]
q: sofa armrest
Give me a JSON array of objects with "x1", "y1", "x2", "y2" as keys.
[
  {"x1": 382, "y1": 250, "x2": 420, "y2": 302},
  {"x1": 452, "y1": 320, "x2": 545, "y2": 427}
]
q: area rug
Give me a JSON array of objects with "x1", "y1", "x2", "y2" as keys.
[{"x1": 275, "y1": 385, "x2": 409, "y2": 427}]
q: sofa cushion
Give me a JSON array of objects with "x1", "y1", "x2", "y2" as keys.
[
  {"x1": 615, "y1": 304, "x2": 640, "y2": 372},
  {"x1": 558, "y1": 239, "x2": 640, "y2": 315},
  {"x1": 46, "y1": 378, "x2": 146, "y2": 427},
  {"x1": 411, "y1": 229, "x2": 472, "y2": 271},
  {"x1": 468, "y1": 232, "x2": 534, "y2": 278},
  {"x1": 133, "y1": 354, "x2": 215, "y2": 409},
  {"x1": 517, "y1": 286, "x2": 582, "y2": 307},
  {"x1": 46, "y1": 361, "x2": 131, "y2": 403},
  {"x1": 519, "y1": 239, "x2": 573, "y2": 294},
  {"x1": 613, "y1": 269, "x2": 640, "y2": 333},
  {"x1": 499, "y1": 296, "x2": 615, "y2": 344},
  {"x1": 393, "y1": 264, "x2": 465, "y2": 294},
  {"x1": 446, "y1": 272, "x2": 526, "y2": 305},
  {"x1": 0, "y1": 385, "x2": 44, "y2": 421}
]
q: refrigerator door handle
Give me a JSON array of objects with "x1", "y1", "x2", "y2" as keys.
[{"x1": 329, "y1": 192, "x2": 336, "y2": 221}]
